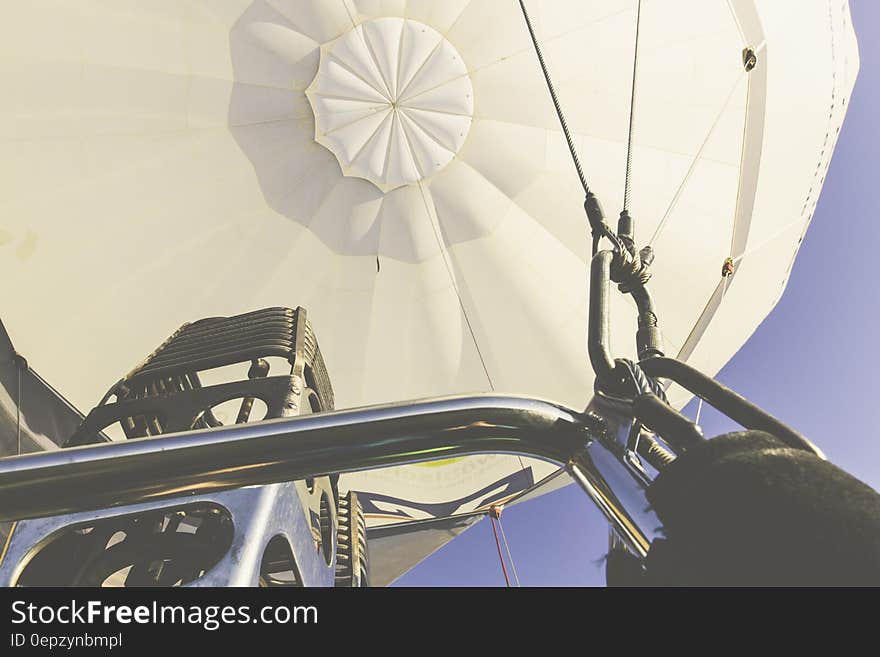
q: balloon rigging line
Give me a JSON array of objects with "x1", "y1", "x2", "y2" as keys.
[
  {"x1": 397, "y1": 7, "x2": 632, "y2": 108},
  {"x1": 497, "y1": 513, "x2": 521, "y2": 587},
  {"x1": 489, "y1": 511, "x2": 512, "y2": 587},
  {"x1": 517, "y1": 0, "x2": 627, "y2": 260},
  {"x1": 725, "y1": 0, "x2": 748, "y2": 43},
  {"x1": 730, "y1": 216, "x2": 810, "y2": 265},
  {"x1": 518, "y1": 0, "x2": 667, "y2": 405},
  {"x1": 17, "y1": 365, "x2": 21, "y2": 456},
  {"x1": 387, "y1": 7, "x2": 629, "y2": 115},
  {"x1": 690, "y1": 270, "x2": 731, "y2": 420},
  {"x1": 414, "y1": 178, "x2": 528, "y2": 473},
  {"x1": 517, "y1": 0, "x2": 591, "y2": 197},
  {"x1": 648, "y1": 69, "x2": 748, "y2": 247},
  {"x1": 622, "y1": 0, "x2": 643, "y2": 213},
  {"x1": 415, "y1": 181, "x2": 496, "y2": 393}
]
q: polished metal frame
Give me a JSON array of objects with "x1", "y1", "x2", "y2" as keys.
[
  {"x1": 0, "y1": 480, "x2": 336, "y2": 587},
  {"x1": 0, "y1": 394, "x2": 661, "y2": 565}
]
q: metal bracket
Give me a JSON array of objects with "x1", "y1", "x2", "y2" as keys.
[{"x1": 1, "y1": 307, "x2": 342, "y2": 587}]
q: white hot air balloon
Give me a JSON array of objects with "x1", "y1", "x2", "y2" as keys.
[{"x1": 0, "y1": 0, "x2": 859, "y2": 584}]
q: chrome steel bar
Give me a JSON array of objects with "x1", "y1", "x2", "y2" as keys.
[
  {"x1": 0, "y1": 394, "x2": 653, "y2": 556},
  {"x1": 568, "y1": 460, "x2": 650, "y2": 558}
]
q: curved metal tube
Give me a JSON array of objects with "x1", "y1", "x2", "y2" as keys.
[
  {"x1": 0, "y1": 394, "x2": 655, "y2": 557},
  {"x1": 589, "y1": 250, "x2": 616, "y2": 383},
  {"x1": 640, "y1": 357, "x2": 823, "y2": 457},
  {"x1": 0, "y1": 395, "x2": 581, "y2": 517}
]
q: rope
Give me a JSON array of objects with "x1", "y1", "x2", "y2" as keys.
[
  {"x1": 649, "y1": 70, "x2": 747, "y2": 247},
  {"x1": 517, "y1": 0, "x2": 590, "y2": 196},
  {"x1": 11, "y1": 352, "x2": 27, "y2": 456},
  {"x1": 611, "y1": 245, "x2": 654, "y2": 294},
  {"x1": 518, "y1": 0, "x2": 666, "y2": 404},
  {"x1": 416, "y1": 180, "x2": 530, "y2": 475},
  {"x1": 17, "y1": 364, "x2": 21, "y2": 456},
  {"x1": 688, "y1": 263, "x2": 734, "y2": 424},
  {"x1": 619, "y1": 358, "x2": 668, "y2": 403},
  {"x1": 518, "y1": 0, "x2": 637, "y2": 258},
  {"x1": 489, "y1": 512, "x2": 511, "y2": 587},
  {"x1": 495, "y1": 510, "x2": 521, "y2": 587},
  {"x1": 415, "y1": 181, "x2": 495, "y2": 392},
  {"x1": 622, "y1": 0, "x2": 643, "y2": 213}
]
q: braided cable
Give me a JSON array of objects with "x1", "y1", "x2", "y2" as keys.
[{"x1": 517, "y1": 0, "x2": 590, "y2": 196}]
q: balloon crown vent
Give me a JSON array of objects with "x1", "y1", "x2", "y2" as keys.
[{"x1": 306, "y1": 18, "x2": 474, "y2": 192}]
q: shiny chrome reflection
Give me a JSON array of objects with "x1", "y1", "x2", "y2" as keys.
[{"x1": 0, "y1": 394, "x2": 658, "y2": 558}]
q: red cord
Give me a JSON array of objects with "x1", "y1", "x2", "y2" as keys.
[{"x1": 489, "y1": 513, "x2": 511, "y2": 587}]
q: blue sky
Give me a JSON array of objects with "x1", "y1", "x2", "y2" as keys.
[{"x1": 397, "y1": 0, "x2": 879, "y2": 587}]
